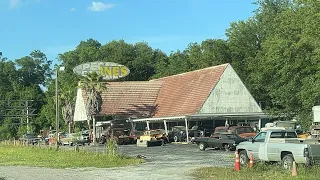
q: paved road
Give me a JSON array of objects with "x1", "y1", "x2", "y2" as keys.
[{"x1": 0, "y1": 143, "x2": 234, "y2": 180}]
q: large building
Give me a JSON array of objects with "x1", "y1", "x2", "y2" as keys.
[{"x1": 73, "y1": 63, "x2": 268, "y2": 140}]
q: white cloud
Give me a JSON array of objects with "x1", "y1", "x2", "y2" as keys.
[
  {"x1": 9, "y1": 0, "x2": 21, "y2": 9},
  {"x1": 88, "y1": 1, "x2": 115, "y2": 12},
  {"x1": 70, "y1": 7, "x2": 76, "y2": 12}
]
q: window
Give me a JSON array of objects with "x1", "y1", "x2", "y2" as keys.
[
  {"x1": 253, "y1": 132, "x2": 267, "y2": 142},
  {"x1": 270, "y1": 132, "x2": 297, "y2": 138}
]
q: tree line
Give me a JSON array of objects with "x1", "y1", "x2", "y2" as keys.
[{"x1": 0, "y1": 0, "x2": 319, "y2": 139}]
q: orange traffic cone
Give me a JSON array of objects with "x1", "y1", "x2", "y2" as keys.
[
  {"x1": 249, "y1": 152, "x2": 254, "y2": 168},
  {"x1": 292, "y1": 161, "x2": 297, "y2": 176},
  {"x1": 234, "y1": 151, "x2": 240, "y2": 171}
]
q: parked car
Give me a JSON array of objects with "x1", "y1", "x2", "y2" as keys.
[
  {"x1": 59, "y1": 133, "x2": 74, "y2": 146},
  {"x1": 168, "y1": 126, "x2": 187, "y2": 142},
  {"x1": 74, "y1": 132, "x2": 91, "y2": 145},
  {"x1": 129, "y1": 130, "x2": 143, "y2": 144},
  {"x1": 213, "y1": 126, "x2": 257, "y2": 139},
  {"x1": 195, "y1": 133, "x2": 247, "y2": 151},
  {"x1": 99, "y1": 128, "x2": 131, "y2": 145},
  {"x1": 19, "y1": 133, "x2": 41, "y2": 145},
  {"x1": 236, "y1": 129, "x2": 320, "y2": 170},
  {"x1": 136, "y1": 130, "x2": 166, "y2": 147},
  {"x1": 189, "y1": 125, "x2": 214, "y2": 138}
]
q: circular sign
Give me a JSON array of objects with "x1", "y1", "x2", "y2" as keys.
[{"x1": 73, "y1": 61, "x2": 130, "y2": 80}]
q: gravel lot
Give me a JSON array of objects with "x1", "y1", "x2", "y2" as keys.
[{"x1": 0, "y1": 143, "x2": 234, "y2": 180}]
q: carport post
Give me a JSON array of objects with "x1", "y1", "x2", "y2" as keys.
[
  {"x1": 93, "y1": 117, "x2": 96, "y2": 144},
  {"x1": 146, "y1": 121, "x2": 150, "y2": 130},
  {"x1": 258, "y1": 119, "x2": 261, "y2": 130},
  {"x1": 164, "y1": 120, "x2": 168, "y2": 135},
  {"x1": 185, "y1": 118, "x2": 189, "y2": 143}
]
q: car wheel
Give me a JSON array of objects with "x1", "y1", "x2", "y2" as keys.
[
  {"x1": 174, "y1": 136, "x2": 178, "y2": 142},
  {"x1": 239, "y1": 150, "x2": 249, "y2": 165},
  {"x1": 199, "y1": 142, "x2": 207, "y2": 151},
  {"x1": 223, "y1": 144, "x2": 230, "y2": 152},
  {"x1": 282, "y1": 154, "x2": 294, "y2": 170}
]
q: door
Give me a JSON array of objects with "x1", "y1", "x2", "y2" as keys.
[{"x1": 249, "y1": 132, "x2": 267, "y2": 160}]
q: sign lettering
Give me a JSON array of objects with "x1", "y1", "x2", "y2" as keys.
[{"x1": 73, "y1": 61, "x2": 130, "y2": 80}]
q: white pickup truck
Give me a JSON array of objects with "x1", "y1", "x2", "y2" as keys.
[{"x1": 236, "y1": 129, "x2": 320, "y2": 170}]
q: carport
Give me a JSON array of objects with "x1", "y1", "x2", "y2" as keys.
[{"x1": 130, "y1": 112, "x2": 269, "y2": 143}]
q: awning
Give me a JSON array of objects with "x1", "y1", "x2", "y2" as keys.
[{"x1": 129, "y1": 112, "x2": 269, "y2": 123}]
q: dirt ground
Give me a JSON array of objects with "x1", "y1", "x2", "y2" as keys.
[{"x1": 0, "y1": 143, "x2": 234, "y2": 180}]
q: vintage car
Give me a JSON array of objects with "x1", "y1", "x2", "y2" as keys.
[
  {"x1": 214, "y1": 126, "x2": 257, "y2": 139},
  {"x1": 129, "y1": 130, "x2": 143, "y2": 144},
  {"x1": 194, "y1": 133, "x2": 247, "y2": 151},
  {"x1": 136, "y1": 130, "x2": 168, "y2": 147},
  {"x1": 19, "y1": 133, "x2": 42, "y2": 145},
  {"x1": 167, "y1": 126, "x2": 187, "y2": 142},
  {"x1": 99, "y1": 128, "x2": 131, "y2": 145},
  {"x1": 59, "y1": 133, "x2": 74, "y2": 146},
  {"x1": 189, "y1": 125, "x2": 214, "y2": 138}
]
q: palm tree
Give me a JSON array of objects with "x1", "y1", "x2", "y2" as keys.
[
  {"x1": 79, "y1": 72, "x2": 106, "y2": 144},
  {"x1": 60, "y1": 88, "x2": 75, "y2": 134}
]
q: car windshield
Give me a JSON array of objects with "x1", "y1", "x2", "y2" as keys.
[
  {"x1": 174, "y1": 126, "x2": 186, "y2": 131},
  {"x1": 221, "y1": 134, "x2": 240, "y2": 139},
  {"x1": 150, "y1": 130, "x2": 163, "y2": 135},
  {"x1": 215, "y1": 128, "x2": 228, "y2": 133},
  {"x1": 191, "y1": 126, "x2": 198, "y2": 130},
  {"x1": 24, "y1": 134, "x2": 36, "y2": 138}
]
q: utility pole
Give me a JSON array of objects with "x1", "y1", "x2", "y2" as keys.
[
  {"x1": 55, "y1": 69, "x2": 59, "y2": 148},
  {"x1": 26, "y1": 100, "x2": 29, "y2": 133},
  {"x1": 55, "y1": 67, "x2": 65, "y2": 148}
]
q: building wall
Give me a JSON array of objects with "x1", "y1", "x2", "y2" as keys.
[
  {"x1": 199, "y1": 64, "x2": 262, "y2": 113},
  {"x1": 73, "y1": 88, "x2": 89, "y2": 122}
]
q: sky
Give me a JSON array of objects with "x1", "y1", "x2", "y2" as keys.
[{"x1": 0, "y1": 0, "x2": 257, "y2": 66}]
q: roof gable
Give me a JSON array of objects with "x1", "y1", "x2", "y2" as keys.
[
  {"x1": 151, "y1": 64, "x2": 228, "y2": 117},
  {"x1": 198, "y1": 64, "x2": 263, "y2": 114}
]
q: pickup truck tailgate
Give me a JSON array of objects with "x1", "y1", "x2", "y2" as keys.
[{"x1": 308, "y1": 144, "x2": 320, "y2": 165}]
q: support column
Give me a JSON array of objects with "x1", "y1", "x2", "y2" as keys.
[
  {"x1": 185, "y1": 118, "x2": 189, "y2": 143},
  {"x1": 146, "y1": 121, "x2": 150, "y2": 130},
  {"x1": 93, "y1": 117, "x2": 96, "y2": 144},
  {"x1": 225, "y1": 119, "x2": 229, "y2": 126},
  {"x1": 164, "y1": 120, "x2": 168, "y2": 135},
  {"x1": 258, "y1": 119, "x2": 261, "y2": 130}
]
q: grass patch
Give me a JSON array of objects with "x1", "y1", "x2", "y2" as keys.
[
  {"x1": 0, "y1": 144, "x2": 144, "y2": 169},
  {"x1": 192, "y1": 163, "x2": 320, "y2": 180}
]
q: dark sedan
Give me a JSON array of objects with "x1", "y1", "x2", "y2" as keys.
[{"x1": 194, "y1": 134, "x2": 247, "y2": 151}]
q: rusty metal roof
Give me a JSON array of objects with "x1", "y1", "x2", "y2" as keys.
[
  {"x1": 151, "y1": 63, "x2": 228, "y2": 117},
  {"x1": 90, "y1": 81, "x2": 162, "y2": 118}
]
